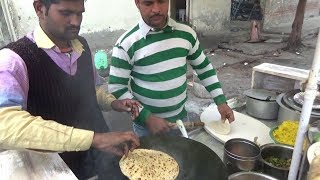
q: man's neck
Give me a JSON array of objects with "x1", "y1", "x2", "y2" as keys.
[
  {"x1": 60, "y1": 46, "x2": 73, "y2": 53},
  {"x1": 40, "y1": 25, "x2": 71, "y2": 49},
  {"x1": 149, "y1": 17, "x2": 169, "y2": 30},
  {"x1": 50, "y1": 37, "x2": 71, "y2": 49}
]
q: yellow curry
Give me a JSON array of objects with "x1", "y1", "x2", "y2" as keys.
[{"x1": 272, "y1": 121, "x2": 299, "y2": 146}]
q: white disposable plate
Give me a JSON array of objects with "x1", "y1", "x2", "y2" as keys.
[
  {"x1": 307, "y1": 141, "x2": 320, "y2": 164},
  {"x1": 200, "y1": 104, "x2": 273, "y2": 145}
]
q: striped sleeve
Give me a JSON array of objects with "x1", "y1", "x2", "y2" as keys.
[
  {"x1": 187, "y1": 37, "x2": 226, "y2": 105},
  {"x1": 109, "y1": 46, "x2": 132, "y2": 97},
  {"x1": 108, "y1": 45, "x2": 151, "y2": 124}
]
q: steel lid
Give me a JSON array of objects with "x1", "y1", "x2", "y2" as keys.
[
  {"x1": 293, "y1": 91, "x2": 320, "y2": 109},
  {"x1": 244, "y1": 89, "x2": 278, "y2": 101},
  {"x1": 283, "y1": 89, "x2": 320, "y2": 115}
]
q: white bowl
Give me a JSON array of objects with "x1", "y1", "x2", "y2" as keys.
[{"x1": 307, "y1": 141, "x2": 320, "y2": 164}]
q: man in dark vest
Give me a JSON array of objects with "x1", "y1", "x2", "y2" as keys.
[{"x1": 0, "y1": 0, "x2": 140, "y2": 179}]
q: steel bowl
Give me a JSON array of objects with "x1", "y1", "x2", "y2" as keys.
[
  {"x1": 260, "y1": 143, "x2": 294, "y2": 180},
  {"x1": 228, "y1": 172, "x2": 278, "y2": 180},
  {"x1": 223, "y1": 138, "x2": 261, "y2": 174}
]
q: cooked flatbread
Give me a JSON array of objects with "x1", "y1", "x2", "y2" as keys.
[
  {"x1": 309, "y1": 156, "x2": 320, "y2": 180},
  {"x1": 211, "y1": 120, "x2": 231, "y2": 135},
  {"x1": 119, "y1": 149, "x2": 179, "y2": 180}
]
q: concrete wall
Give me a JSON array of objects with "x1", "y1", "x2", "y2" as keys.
[
  {"x1": 81, "y1": 0, "x2": 140, "y2": 51},
  {"x1": 263, "y1": 0, "x2": 320, "y2": 28},
  {"x1": 0, "y1": 6, "x2": 11, "y2": 48},
  {"x1": 189, "y1": 0, "x2": 231, "y2": 34},
  {"x1": 7, "y1": 0, "x2": 140, "y2": 51},
  {"x1": 7, "y1": 0, "x2": 36, "y2": 39},
  {"x1": 4, "y1": 0, "x2": 231, "y2": 50}
]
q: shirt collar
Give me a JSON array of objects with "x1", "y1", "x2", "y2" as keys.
[
  {"x1": 139, "y1": 18, "x2": 177, "y2": 39},
  {"x1": 33, "y1": 25, "x2": 84, "y2": 53}
]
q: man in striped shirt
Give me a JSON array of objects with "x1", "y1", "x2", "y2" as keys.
[{"x1": 109, "y1": 0, "x2": 235, "y2": 136}]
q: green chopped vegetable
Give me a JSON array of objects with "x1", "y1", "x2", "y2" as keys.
[
  {"x1": 265, "y1": 156, "x2": 291, "y2": 169},
  {"x1": 314, "y1": 133, "x2": 320, "y2": 142}
]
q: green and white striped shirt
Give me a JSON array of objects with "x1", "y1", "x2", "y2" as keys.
[{"x1": 109, "y1": 18, "x2": 226, "y2": 125}]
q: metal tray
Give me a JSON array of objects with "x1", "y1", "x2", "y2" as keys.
[{"x1": 283, "y1": 90, "x2": 320, "y2": 116}]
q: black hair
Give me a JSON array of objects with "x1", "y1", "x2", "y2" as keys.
[
  {"x1": 39, "y1": 0, "x2": 60, "y2": 12},
  {"x1": 39, "y1": 0, "x2": 86, "y2": 15}
]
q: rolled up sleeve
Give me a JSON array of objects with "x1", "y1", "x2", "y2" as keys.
[
  {"x1": 0, "y1": 106, "x2": 94, "y2": 152},
  {"x1": 0, "y1": 47, "x2": 94, "y2": 152},
  {"x1": 96, "y1": 86, "x2": 116, "y2": 111}
]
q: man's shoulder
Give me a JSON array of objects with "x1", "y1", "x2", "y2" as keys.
[
  {"x1": 115, "y1": 24, "x2": 141, "y2": 47},
  {"x1": 3, "y1": 37, "x2": 35, "y2": 52},
  {"x1": 0, "y1": 47, "x2": 26, "y2": 69},
  {"x1": 174, "y1": 22, "x2": 197, "y2": 37},
  {"x1": 77, "y1": 35, "x2": 87, "y2": 42},
  {"x1": 77, "y1": 36, "x2": 89, "y2": 46}
]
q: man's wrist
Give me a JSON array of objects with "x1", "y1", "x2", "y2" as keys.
[
  {"x1": 91, "y1": 132, "x2": 100, "y2": 149},
  {"x1": 134, "y1": 108, "x2": 151, "y2": 125},
  {"x1": 214, "y1": 95, "x2": 227, "y2": 105},
  {"x1": 68, "y1": 129, "x2": 94, "y2": 152},
  {"x1": 110, "y1": 100, "x2": 116, "y2": 110}
]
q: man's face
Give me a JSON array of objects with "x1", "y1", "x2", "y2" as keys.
[
  {"x1": 34, "y1": 0, "x2": 85, "y2": 42},
  {"x1": 135, "y1": 0, "x2": 169, "y2": 29}
]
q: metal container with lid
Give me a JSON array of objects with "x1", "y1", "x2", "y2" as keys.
[
  {"x1": 223, "y1": 138, "x2": 261, "y2": 174},
  {"x1": 276, "y1": 93, "x2": 320, "y2": 124},
  {"x1": 228, "y1": 172, "x2": 278, "y2": 180},
  {"x1": 260, "y1": 143, "x2": 295, "y2": 180},
  {"x1": 282, "y1": 89, "x2": 320, "y2": 116},
  {"x1": 244, "y1": 89, "x2": 280, "y2": 120}
]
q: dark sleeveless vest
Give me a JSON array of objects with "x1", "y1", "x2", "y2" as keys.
[
  {"x1": 5, "y1": 36, "x2": 110, "y2": 179},
  {"x1": 5, "y1": 36, "x2": 108, "y2": 132}
]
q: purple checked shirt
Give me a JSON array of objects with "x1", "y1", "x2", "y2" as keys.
[{"x1": 0, "y1": 31, "x2": 99, "y2": 110}]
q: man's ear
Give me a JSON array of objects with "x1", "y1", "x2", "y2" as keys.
[
  {"x1": 33, "y1": 1, "x2": 46, "y2": 18},
  {"x1": 134, "y1": 0, "x2": 139, "y2": 8}
]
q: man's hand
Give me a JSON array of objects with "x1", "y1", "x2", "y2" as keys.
[
  {"x1": 217, "y1": 103, "x2": 235, "y2": 123},
  {"x1": 111, "y1": 99, "x2": 141, "y2": 119},
  {"x1": 145, "y1": 115, "x2": 172, "y2": 135},
  {"x1": 92, "y1": 131, "x2": 140, "y2": 156}
]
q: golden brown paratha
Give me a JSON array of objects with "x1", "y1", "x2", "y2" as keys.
[
  {"x1": 309, "y1": 156, "x2": 320, "y2": 180},
  {"x1": 119, "y1": 149, "x2": 179, "y2": 180}
]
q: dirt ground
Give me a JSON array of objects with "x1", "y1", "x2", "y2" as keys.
[
  {"x1": 100, "y1": 19, "x2": 317, "y2": 127},
  {"x1": 100, "y1": 20, "x2": 319, "y2": 129},
  {"x1": 216, "y1": 37, "x2": 317, "y2": 97},
  {"x1": 185, "y1": 28, "x2": 319, "y2": 116},
  {"x1": 102, "y1": 28, "x2": 319, "y2": 118}
]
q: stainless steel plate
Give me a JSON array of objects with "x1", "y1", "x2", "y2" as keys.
[
  {"x1": 293, "y1": 91, "x2": 320, "y2": 109},
  {"x1": 276, "y1": 93, "x2": 320, "y2": 124},
  {"x1": 283, "y1": 90, "x2": 320, "y2": 116}
]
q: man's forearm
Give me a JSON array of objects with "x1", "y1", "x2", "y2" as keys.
[
  {"x1": 0, "y1": 106, "x2": 94, "y2": 152},
  {"x1": 96, "y1": 86, "x2": 116, "y2": 111},
  {"x1": 187, "y1": 37, "x2": 226, "y2": 105}
]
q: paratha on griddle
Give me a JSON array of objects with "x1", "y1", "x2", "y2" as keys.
[{"x1": 119, "y1": 149, "x2": 179, "y2": 180}]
